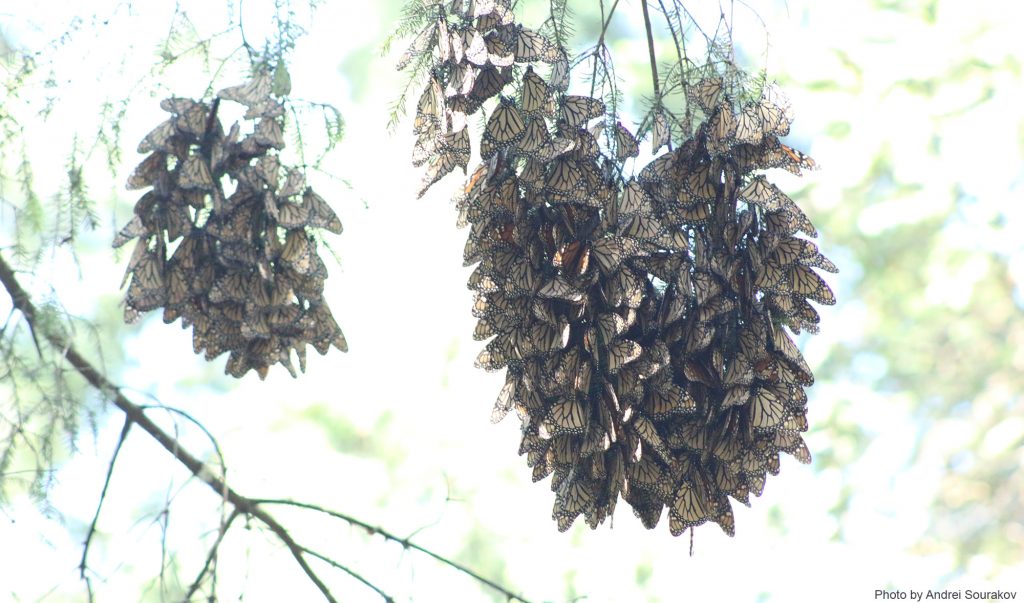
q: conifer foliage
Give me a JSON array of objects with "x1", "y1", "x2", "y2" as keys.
[
  {"x1": 115, "y1": 70, "x2": 347, "y2": 379},
  {"x1": 399, "y1": 0, "x2": 836, "y2": 536}
]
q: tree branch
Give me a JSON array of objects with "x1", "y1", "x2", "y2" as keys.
[
  {"x1": 0, "y1": 252, "x2": 337, "y2": 603},
  {"x1": 641, "y1": 1, "x2": 661, "y2": 101},
  {"x1": 249, "y1": 498, "x2": 537, "y2": 603}
]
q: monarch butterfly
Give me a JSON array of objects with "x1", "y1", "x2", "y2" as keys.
[
  {"x1": 754, "y1": 257, "x2": 786, "y2": 290},
  {"x1": 480, "y1": 98, "x2": 526, "y2": 159},
  {"x1": 682, "y1": 164, "x2": 720, "y2": 202},
  {"x1": 562, "y1": 124, "x2": 600, "y2": 161},
  {"x1": 643, "y1": 382, "x2": 695, "y2": 419},
  {"x1": 475, "y1": 3, "x2": 513, "y2": 30},
  {"x1": 308, "y1": 303, "x2": 348, "y2": 353},
  {"x1": 592, "y1": 313, "x2": 626, "y2": 346},
  {"x1": 784, "y1": 435, "x2": 812, "y2": 464},
  {"x1": 490, "y1": 375, "x2": 517, "y2": 423},
  {"x1": 749, "y1": 386, "x2": 787, "y2": 431},
  {"x1": 208, "y1": 272, "x2": 251, "y2": 304},
  {"x1": 460, "y1": 27, "x2": 489, "y2": 66},
  {"x1": 706, "y1": 104, "x2": 736, "y2": 154},
  {"x1": 483, "y1": 32, "x2": 515, "y2": 67},
  {"x1": 651, "y1": 110, "x2": 670, "y2": 154},
  {"x1": 687, "y1": 76, "x2": 723, "y2": 113},
  {"x1": 770, "y1": 236, "x2": 819, "y2": 267},
  {"x1": 674, "y1": 200, "x2": 711, "y2": 225},
  {"x1": 442, "y1": 127, "x2": 471, "y2": 169},
  {"x1": 543, "y1": 157, "x2": 587, "y2": 199},
  {"x1": 125, "y1": 247, "x2": 165, "y2": 298},
  {"x1": 276, "y1": 168, "x2": 305, "y2": 199},
  {"x1": 780, "y1": 143, "x2": 818, "y2": 171},
  {"x1": 604, "y1": 339, "x2": 642, "y2": 374},
  {"x1": 696, "y1": 296, "x2": 736, "y2": 323},
  {"x1": 618, "y1": 179, "x2": 654, "y2": 217},
  {"x1": 254, "y1": 117, "x2": 286, "y2": 149},
  {"x1": 739, "y1": 175, "x2": 783, "y2": 211},
  {"x1": 527, "y1": 321, "x2": 570, "y2": 355},
  {"x1": 637, "y1": 151, "x2": 676, "y2": 185},
  {"x1": 173, "y1": 103, "x2": 212, "y2": 139},
  {"x1": 547, "y1": 434, "x2": 580, "y2": 468},
  {"x1": 720, "y1": 384, "x2": 750, "y2": 409},
  {"x1": 414, "y1": 77, "x2": 444, "y2": 135},
  {"x1": 602, "y1": 267, "x2": 644, "y2": 309},
  {"x1": 468, "y1": 66, "x2": 512, "y2": 104},
  {"x1": 113, "y1": 215, "x2": 151, "y2": 249},
  {"x1": 417, "y1": 149, "x2": 462, "y2": 198},
  {"x1": 504, "y1": 257, "x2": 538, "y2": 296},
  {"x1": 393, "y1": 21, "x2": 434, "y2": 71},
  {"x1": 553, "y1": 240, "x2": 590, "y2": 277},
  {"x1": 301, "y1": 188, "x2": 343, "y2": 234},
  {"x1": 771, "y1": 328, "x2": 814, "y2": 385},
  {"x1": 779, "y1": 412, "x2": 809, "y2": 435},
  {"x1": 615, "y1": 217, "x2": 658, "y2": 249},
  {"x1": 554, "y1": 479, "x2": 594, "y2": 532},
  {"x1": 669, "y1": 480, "x2": 710, "y2": 536},
  {"x1": 519, "y1": 66, "x2": 553, "y2": 118},
  {"x1": 613, "y1": 122, "x2": 640, "y2": 161},
  {"x1": 734, "y1": 102, "x2": 765, "y2": 145},
  {"x1": 692, "y1": 271, "x2": 722, "y2": 305},
  {"x1": 218, "y1": 71, "x2": 273, "y2": 106},
  {"x1": 549, "y1": 49, "x2": 570, "y2": 91},
  {"x1": 516, "y1": 118, "x2": 553, "y2": 159},
  {"x1": 282, "y1": 229, "x2": 315, "y2": 274},
  {"x1": 626, "y1": 455, "x2": 669, "y2": 496},
  {"x1": 138, "y1": 120, "x2": 178, "y2": 154},
  {"x1": 537, "y1": 275, "x2": 583, "y2": 302},
  {"x1": 683, "y1": 321, "x2": 714, "y2": 354},
  {"x1": 561, "y1": 95, "x2": 604, "y2": 128},
  {"x1": 276, "y1": 200, "x2": 311, "y2": 230},
  {"x1": 631, "y1": 414, "x2": 673, "y2": 464},
  {"x1": 786, "y1": 263, "x2": 836, "y2": 305},
  {"x1": 590, "y1": 236, "x2": 639, "y2": 274},
  {"x1": 546, "y1": 397, "x2": 588, "y2": 435},
  {"x1": 506, "y1": 25, "x2": 550, "y2": 62},
  {"x1": 754, "y1": 91, "x2": 791, "y2": 137},
  {"x1": 723, "y1": 356, "x2": 755, "y2": 388}
]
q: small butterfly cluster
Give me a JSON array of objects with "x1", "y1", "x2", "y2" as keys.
[
  {"x1": 114, "y1": 72, "x2": 347, "y2": 379},
  {"x1": 403, "y1": 3, "x2": 834, "y2": 536},
  {"x1": 397, "y1": 0, "x2": 567, "y2": 197}
]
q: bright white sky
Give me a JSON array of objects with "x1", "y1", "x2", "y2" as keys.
[{"x1": 1, "y1": 0, "x2": 1023, "y2": 601}]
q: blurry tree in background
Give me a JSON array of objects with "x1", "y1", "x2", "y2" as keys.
[{"x1": 1, "y1": 1, "x2": 1022, "y2": 602}]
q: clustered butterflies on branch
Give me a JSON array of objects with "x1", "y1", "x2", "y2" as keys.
[
  {"x1": 399, "y1": 0, "x2": 836, "y2": 536},
  {"x1": 114, "y1": 71, "x2": 347, "y2": 379}
]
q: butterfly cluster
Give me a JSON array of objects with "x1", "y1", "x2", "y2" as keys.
[
  {"x1": 404, "y1": 2, "x2": 834, "y2": 537},
  {"x1": 397, "y1": 0, "x2": 566, "y2": 197},
  {"x1": 114, "y1": 71, "x2": 347, "y2": 379}
]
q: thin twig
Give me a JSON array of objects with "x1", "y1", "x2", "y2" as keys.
[
  {"x1": 183, "y1": 508, "x2": 242, "y2": 601},
  {"x1": 79, "y1": 415, "x2": 132, "y2": 584},
  {"x1": 589, "y1": 0, "x2": 621, "y2": 99},
  {"x1": 301, "y1": 546, "x2": 395, "y2": 603},
  {"x1": 640, "y1": 1, "x2": 661, "y2": 101},
  {"x1": 249, "y1": 498, "x2": 536, "y2": 603}
]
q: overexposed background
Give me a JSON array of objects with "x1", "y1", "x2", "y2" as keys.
[{"x1": 1, "y1": 1, "x2": 1022, "y2": 601}]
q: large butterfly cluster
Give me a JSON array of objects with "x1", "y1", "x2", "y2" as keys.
[
  {"x1": 114, "y1": 72, "x2": 347, "y2": 379},
  {"x1": 403, "y1": 2, "x2": 834, "y2": 537}
]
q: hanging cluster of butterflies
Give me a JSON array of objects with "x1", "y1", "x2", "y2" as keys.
[
  {"x1": 114, "y1": 71, "x2": 347, "y2": 379},
  {"x1": 402, "y1": 2, "x2": 835, "y2": 538}
]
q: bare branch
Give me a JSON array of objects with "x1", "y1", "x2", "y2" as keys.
[{"x1": 249, "y1": 498, "x2": 537, "y2": 603}]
